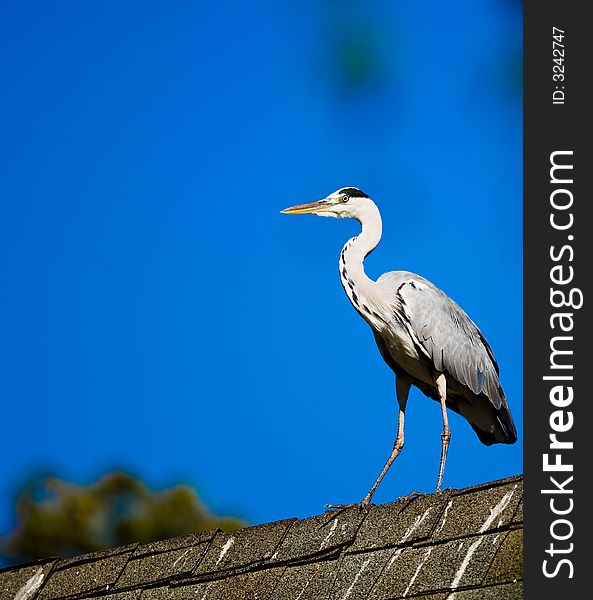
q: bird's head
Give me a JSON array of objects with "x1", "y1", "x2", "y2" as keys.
[{"x1": 281, "y1": 187, "x2": 375, "y2": 220}]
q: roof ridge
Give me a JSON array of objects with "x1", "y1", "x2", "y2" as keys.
[{"x1": 0, "y1": 475, "x2": 523, "y2": 600}]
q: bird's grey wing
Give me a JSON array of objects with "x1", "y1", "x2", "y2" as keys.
[{"x1": 395, "y1": 276, "x2": 504, "y2": 409}]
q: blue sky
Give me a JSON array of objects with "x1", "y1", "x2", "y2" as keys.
[{"x1": 0, "y1": 0, "x2": 522, "y2": 539}]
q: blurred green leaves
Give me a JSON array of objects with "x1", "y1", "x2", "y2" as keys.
[
  {"x1": 0, "y1": 472, "x2": 245, "y2": 564},
  {"x1": 328, "y1": 19, "x2": 388, "y2": 92},
  {"x1": 316, "y1": 1, "x2": 395, "y2": 95}
]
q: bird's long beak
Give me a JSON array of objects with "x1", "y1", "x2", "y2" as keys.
[{"x1": 280, "y1": 200, "x2": 329, "y2": 215}]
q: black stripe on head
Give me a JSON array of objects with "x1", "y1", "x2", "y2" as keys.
[{"x1": 338, "y1": 187, "x2": 370, "y2": 199}]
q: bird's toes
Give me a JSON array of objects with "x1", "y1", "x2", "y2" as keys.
[
  {"x1": 398, "y1": 490, "x2": 428, "y2": 502},
  {"x1": 324, "y1": 502, "x2": 357, "y2": 512},
  {"x1": 324, "y1": 501, "x2": 373, "y2": 514}
]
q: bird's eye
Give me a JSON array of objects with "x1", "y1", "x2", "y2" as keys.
[{"x1": 341, "y1": 194, "x2": 349, "y2": 203}]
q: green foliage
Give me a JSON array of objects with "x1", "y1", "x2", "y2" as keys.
[{"x1": 0, "y1": 472, "x2": 245, "y2": 563}]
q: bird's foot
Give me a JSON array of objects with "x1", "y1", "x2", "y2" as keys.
[
  {"x1": 324, "y1": 500, "x2": 373, "y2": 514},
  {"x1": 434, "y1": 483, "x2": 455, "y2": 494},
  {"x1": 397, "y1": 490, "x2": 428, "y2": 502}
]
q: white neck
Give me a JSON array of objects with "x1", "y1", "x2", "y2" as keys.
[{"x1": 339, "y1": 201, "x2": 383, "y2": 319}]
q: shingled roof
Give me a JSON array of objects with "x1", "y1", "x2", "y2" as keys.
[{"x1": 1, "y1": 475, "x2": 523, "y2": 600}]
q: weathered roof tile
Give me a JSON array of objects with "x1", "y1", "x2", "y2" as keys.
[
  {"x1": 483, "y1": 529, "x2": 523, "y2": 585},
  {"x1": 269, "y1": 560, "x2": 339, "y2": 600},
  {"x1": 133, "y1": 530, "x2": 217, "y2": 556},
  {"x1": 114, "y1": 541, "x2": 211, "y2": 589},
  {"x1": 145, "y1": 566, "x2": 285, "y2": 600},
  {"x1": 369, "y1": 531, "x2": 505, "y2": 599},
  {"x1": 193, "y1": 519, "x2": 295, "y2": 576},
  {"x1": 410, "y1": 532, "x2": 505, "y2": 594},
  {"x1": 138, "y1": 585, "x2": 178, "y2": 599},
  {"x1": 432, "y1": 479, "x2": 521, "y2": 542},
  {"x1": 0, "y1": 476, "x2": 524, "y2": 600},
  {"x1": 368, "y1": 545, "x2": 435, "y2": 600},
  {"x1": 0, "y1": 560, "x2": 55, "y2": 600},
  {"x1": 272, "y1": 508, "x2": 366, "y2": 564},
  {"x1": 96, "y1": 591, "x2": 143, "y2": 600},
  {"x1": 37, "y1": 549, "x2": 134, "y2": 599},
  {"x1": 511, "y1": 498, "x2": 523, "y2": 526},
  {"x1": 447, "y1": 581, "x2": 524, "y2": 599},
  {"x1": 350, "y1": 491, "x2": 451, "y2": 553},
  {"x1": 329, "y1": 548, "x2": 394, "y2": 600}
]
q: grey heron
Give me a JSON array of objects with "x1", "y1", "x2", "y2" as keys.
[{"x1": 281, "y1": 187, "x2": 517, "y2": 505}]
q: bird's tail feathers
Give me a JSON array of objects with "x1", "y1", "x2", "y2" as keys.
[
  {"x1": 460, "y1": 396, "x2": 517, "y2": 446},
  {"x1": 471, "y1": 400, "x2": 517, "y2": 446}
]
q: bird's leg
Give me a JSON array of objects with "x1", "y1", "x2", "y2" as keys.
[
  {"x1": 359, "y1": 376, "x2": 411, "y2": 506},
  {"x1": 435, "y1": 372, "x2": 450, "y2": 493}
]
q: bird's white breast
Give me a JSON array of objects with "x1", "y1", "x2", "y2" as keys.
[{"x1": 375, "y1": 283, "x2": 435, "y2": 385}]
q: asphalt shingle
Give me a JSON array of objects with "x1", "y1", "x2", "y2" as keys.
[
  {"x1": 483, "y1": 529, "x2": 523, "y2": 585},
  {"x1": 192, "y1": 518, "x2": 296, "y2": 576},
  {"x1": 132, "y1": 530, "x2": 216, "y2": 556},
  {"x1": 329, "y1": 548, "x2": 394, "y2": 600},
  {"x1": 449, "y1": 581, "x2": 524, "y2": 600},
  {"x1": 37, "y1": 548, "x2": 135, "y2": 600},
  {"x1": 0, "y1": 475, "x2": 523, "y2": 600},
  {"x1": 269, "y1": 560, "x2": 339, "y2": 600},
  {"x1": 114, "y1": 541, "x2": 211, "y2": 589},
  {"x1": 272, "y1": 508, "x2": 366, "y2": 564},
  {"x1": 149, "y1": 566, "x2": 286, "y2": 600},
  {"x1": 350, "y1": 491, "x2": 451, "y2": 553},
  {"x1": 431, "y1": 478, "x2": 522, "y2": 542},
  {"x1": 0, "y1": 560, "x2": 55, "y2": 600}
]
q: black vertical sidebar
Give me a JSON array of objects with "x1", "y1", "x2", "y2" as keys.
[{"x1": 524, "y1": 1, "x2": 591, "y2": 597}]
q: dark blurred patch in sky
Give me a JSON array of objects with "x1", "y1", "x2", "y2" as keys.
[
  {"x1": 319, "y1": 4, "x2": 394, "y2": 92},
  {"x1": 308, "y1": 0, "x2": 403, "y2": 137}
]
